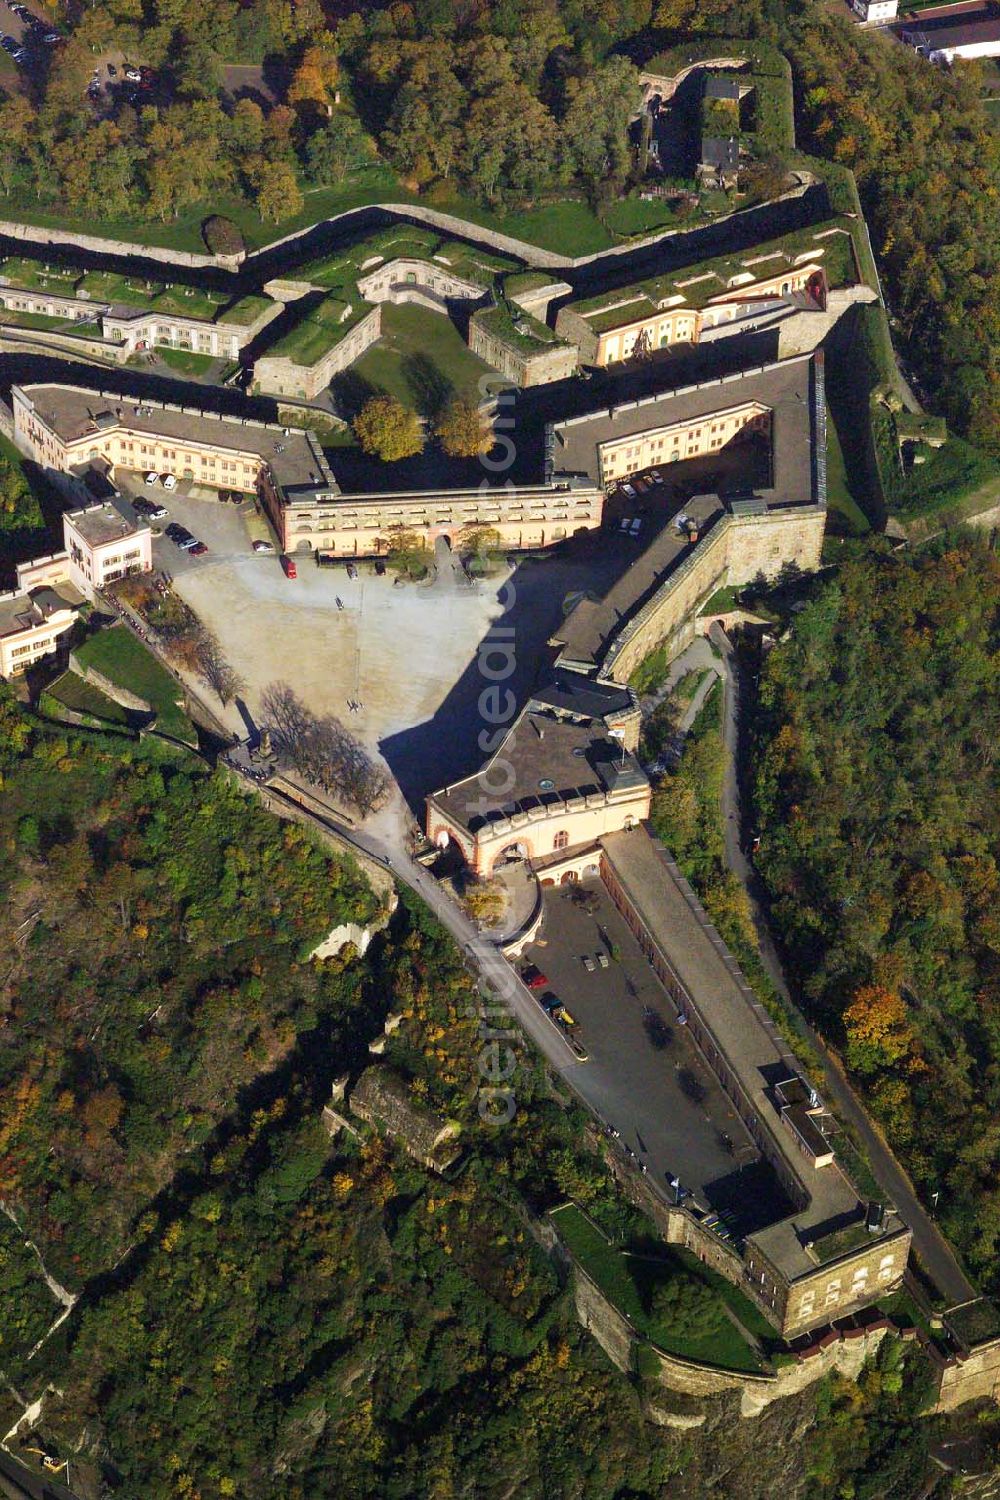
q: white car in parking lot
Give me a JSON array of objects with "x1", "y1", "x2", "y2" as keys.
[
  {"x1": 144, "y1": 471, "x2": 159, "y2": 485},
  {"x1": 161, "y1": 474, "x2": 177, "y2": 490},
  {"x1": 252, "y1": 539, "x2": 275, "y2": 554}
]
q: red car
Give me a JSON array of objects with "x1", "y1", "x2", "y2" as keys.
[
  {"x1": 524, "y1": 967, "x2": 548, "y2": 990},
  {"x1": 281, "y1": 555, "x2": 297, "y2": 579},
  {"x1": 189, "y1": 541, "x2": 208, "y2": 556}
]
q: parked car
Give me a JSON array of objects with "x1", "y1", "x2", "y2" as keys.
[
  {"x1": 107, "y1": 62, "x2": 117, "y2": 76},
  {"x1": 281, "y1": 555, "x2": 297, "y2": 579},
  {"x1": 178, "y1": 534, "x2": 198, "y2": 551},
  {"x1": 133, "y1": 497, "x2": 168, "y2": 520},
  {"x1": 124, "y1": 65, "x2": 141, "y2": 81},
  {"x1": 596, "y1": 952, "x2": 609, "y2": 968},
  {"x1": 189, "y1": 541, "x2": 208, "y2": 556},
  {"x1": 374, "y1": 559, "x2": 386, "y2": 576},
  {"x1": 523, "y1": 967, "x2": 548, "y2": 990},
  {"x1": 537, "y1": 991, "x2": 561, "y2": 1014},
  {"x1": 161, "y1": 473, "x2": 177, "y2": 490},
  {"x1": 144, "y1": 471, "x2": 159, "y2": 486},
  {"x1": 252, "y1": 539, "x2": 274, "y2": 554},
  {"x1": 620, "y1": 482, "x2": 636, "y2": 497},
  {"x1": 582, "y1": 955, "x2": 596, "y2": 972},
  {"x1": 166, "y1": 523, "x2": 195, "y2": 548}
]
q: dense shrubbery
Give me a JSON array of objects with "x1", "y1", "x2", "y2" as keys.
[{"x1": 751, "y1": 540, "x2": 1000, "y2": 1287}]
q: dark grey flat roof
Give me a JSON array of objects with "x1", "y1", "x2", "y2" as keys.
[
  {"x1": 430, "y1": 710, "x2": 646, "y2": 834},
  {"x1": 16, "y1": 384, "x2": 334, "y2": 497},
  {"x1": 527, "y1": 670, "x2": 636, "y2": 720},
  {"x1": 702, "y1": 136, "x2": 740, "y2": 169},
  {"x1": 901, "y1": 15, "x2": 1000, "y2": 45},
  {"x1": 551, "y1": 492, "x2": 724, "y2": 669},
  {"x1": 551, "y1": 355, "x2": 818, "y2": 496}
]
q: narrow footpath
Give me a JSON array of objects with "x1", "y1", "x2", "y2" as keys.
[{"x1": 708, "y1": 623, "x2": 976, "y2": 1306}]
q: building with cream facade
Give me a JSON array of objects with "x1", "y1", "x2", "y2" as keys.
[
  {"x1": 0, "y1": 582, "x2": 80, "y2": 677},
  {"x1": 0, "y1": 258, "x2": 278, "y2": 360},
  {"x1": 276, "y1": 478, "x2": 604, "y2": 557},
  {"x1": 63, "y1": 504, "x2": 152, "y2": 598},
  {"x1": 11, "y1": 383, "x2": 336, "y2": 527},
  {"x1": 426, "y1": 681, "x2": 650, "y2": 877},
  {"x1": 9, "y1": 381, "x2": 602, "y2": 558},
  {"x1": 554, "y1": 220, "x2": 859, "y2": 368}
]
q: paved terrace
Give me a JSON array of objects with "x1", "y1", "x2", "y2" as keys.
[
  {"x1": 17, "y1": 384, "x2": 334, "y2": 498},
  {"x1": 600, "y1": 826, "x2": 904, "y2": 1282}
]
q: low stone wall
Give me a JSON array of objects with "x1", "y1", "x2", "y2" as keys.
[
  {"x1": 0, "y1": 322, "x2": 133, "y2": 365},
  {"x1": 571, "y1": 1244, "x2": 895, "y2": 1418},
  {"x1": 68, "y1": 652, "x2": 153, "y2": 714},
  {"x1": 929, "y1": 1332, "x2": 1000, "y2": 1413},
  {"x1": 0, "y1": 217, "x2": 243, "y2": 271}
]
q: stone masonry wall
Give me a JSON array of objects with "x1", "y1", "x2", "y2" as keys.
[
  {"x1": 68, "y1": 652, "x2": 153, "y2": 714},
  {"x1": 933, "y1": 1336, "x2": 1000, "y2": 1412},
  {"x1": 0, "y1": 218, "x2": 243, "y2": 271},
  {"x1": 0, "y1": 324, "x2": 131, "y2": 367},
  {"x1": 603, "y1": 507, "x2": 826, "y2": 683},
  {"x1": 570, "y1": 1247, "x2": 895, "y2": 1418},
  {"x1": 573, "y1": 1264, "x2": 637, "y2": 1375}
]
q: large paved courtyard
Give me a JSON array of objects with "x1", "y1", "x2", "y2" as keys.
[{"x1": 130, "y1": 481, "x2": 637, "y2": 803}]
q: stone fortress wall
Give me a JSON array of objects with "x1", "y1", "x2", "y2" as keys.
[{"x1": 601, "y1": 504, "x2": 826, "y2": 682}]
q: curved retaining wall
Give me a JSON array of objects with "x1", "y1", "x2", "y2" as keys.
[
  {"x1": 0, "y1": 217, "x2": 244, "y2": 271},
  {"x1": 0, "y1": 173, "x2": 814, "y2": 292}
]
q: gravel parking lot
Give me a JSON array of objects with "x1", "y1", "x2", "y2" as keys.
[{"x1": 523, "y1": 879, "x2": 776, "y2": 1220}]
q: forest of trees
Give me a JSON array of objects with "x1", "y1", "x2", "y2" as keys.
[
  {"x1": 0, "y1": 689, "x2": 939, "y2": 1498},
  {"x1": 751, "y1": 539, "x2": 1000, "y2": 1291},
  {"x1": 0, "y1": 689, "x2": 380, "y2": 1294}
]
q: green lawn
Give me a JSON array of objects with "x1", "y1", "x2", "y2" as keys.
[
  {"x1": 350, "y1": 303, "x2": 497, "y2": 415},
  {"x1": 551, "y1": 1204, "x2": 763, "y2": 1371},
  {"x1": 825, "y1": 403, "x2": 871, "y2": 536},
  {"x1": 0, "y1": 168, "x2": 612, "y2": 259},
  {"x1": 43, "y1": 670, "x2": 133, "y2": 726},
  {"x1": 73, "y1": 627, "x2": 194, "y2": 741},
  {"x1": 894, "y1": 435, "x2": 1000, "y2": 522},
  {"x1": 601, "y1": 197, "x2": 690, "y2": 238},
  {"x1": 150, "y1": 346, "x2": 221, "y2": 376},
  {"x1": 0, "y1": 308, "x2": 82, "y2": 332}
]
